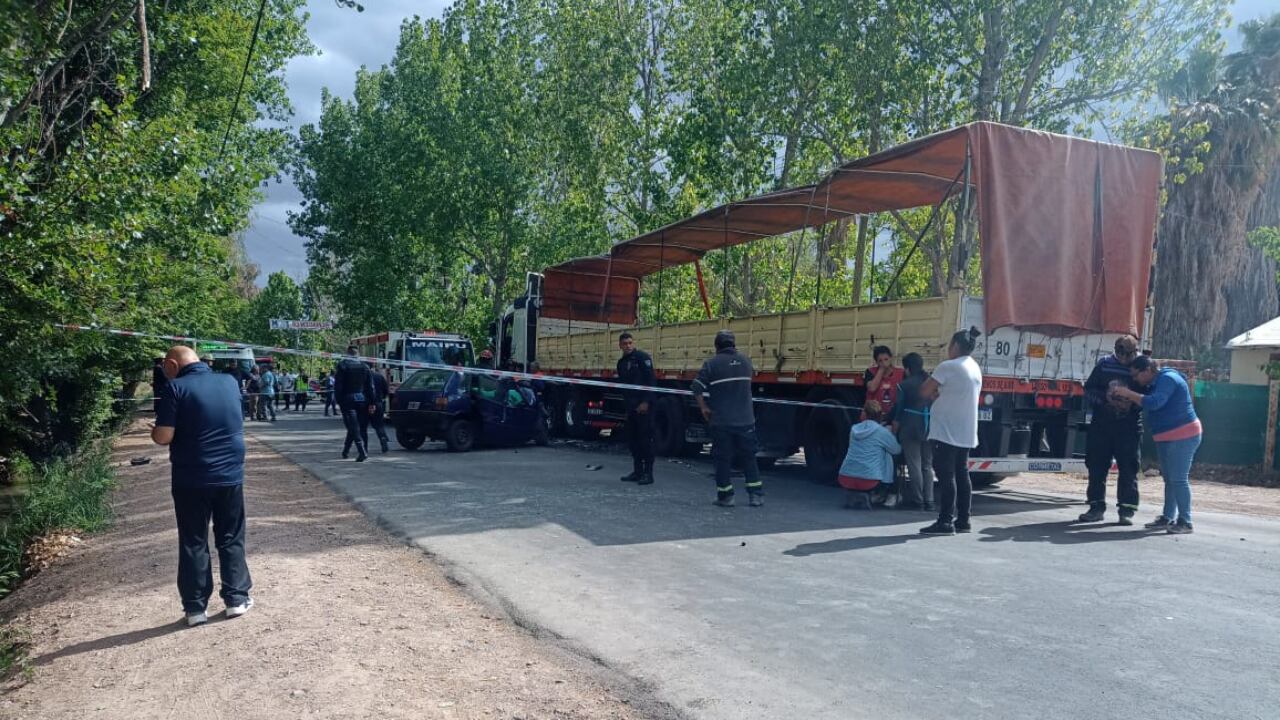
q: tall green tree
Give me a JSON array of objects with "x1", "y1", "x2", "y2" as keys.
[
  {"x1": 295, "y1": 0, "x2": 1229, "y2": 343},
  {"x1": 1, "y1": 1, "x2": 313, "y2": 460},
  {"x1": 1143, "y1": 14, "x2": 1280, "y2": 358}
]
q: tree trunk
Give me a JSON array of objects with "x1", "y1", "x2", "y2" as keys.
[
  {"x1": 975, "y1": 4, "x2": 1007, "y2": 121},
  {"x1": 852, "y1": 215, "x2": 869, "y2": 305},
  {"x1": 137, "y1": 0, "x2": 151, "y2": 92},
  {"x1": 1153, "y1": 123, "x2": 1277, "y2": 358}
]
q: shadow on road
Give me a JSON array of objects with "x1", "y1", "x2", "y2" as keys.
[
  {"x1": 30, "y1": 621, "x2": 184, "y2": 667},
  {"x1": 252, "y1": 413, "x2": 1092, "y2": 548},
  {"x1": 978, "y1": 520, "x2": 1164, "y2": 544},
  {"x1": 782, "y1": 532, "x2": 940, "y2": 556}
]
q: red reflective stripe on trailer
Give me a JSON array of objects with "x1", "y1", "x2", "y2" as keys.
[{"x1": 983, "y1": 377, "x2": 1084, "y2": 396}]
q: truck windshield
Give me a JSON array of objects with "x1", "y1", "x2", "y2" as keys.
[{"x1": 405, "y1": 338, "x2": 473, "y2": 367}]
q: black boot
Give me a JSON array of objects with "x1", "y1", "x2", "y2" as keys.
[
  {"x1": 621, "y1": 459, "x2": 641, "y2": 482},
  {"x1": 637, "y1": 459, "x2": 654, "y2": 485},
  {"x1": 380, "y1": 437, "x2": 389, "y2": 453},
  {"x1": 356, "y1": 442, "x2": 368, "y2": 462},
  {"x1": 342, "y1": 440, "x2": 351, "y2": 460},
  {"x1": 1077, "y1": 506, "x2": 1105, "y2": 523}
]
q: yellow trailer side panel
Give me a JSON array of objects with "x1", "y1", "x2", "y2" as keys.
[{"x1": 538, "y1": 292, "x2": 961, "y2": 377}]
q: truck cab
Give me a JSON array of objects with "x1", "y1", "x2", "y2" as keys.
[{"x1": 352, "y1": 331, "x2": 476, "y2": 391}]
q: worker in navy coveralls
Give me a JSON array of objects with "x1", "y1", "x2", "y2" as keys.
[{"x1": 692, "y1": 330, "x2": 764, "y2": 507}]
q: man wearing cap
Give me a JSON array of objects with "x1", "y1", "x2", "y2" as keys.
[
  {"x1": 616, "y1": 332, "x2": 656, "y2": 485},
  {"x1": 477, "y1": 348, "x2": 495, "y2": 369},
  {"x1": 151, "y1": 346, "x2": 253, "y2": 626},
  {"x1": 692, "y1": 330, "x2": 763, "y2": 507},
  {"x1": 1079, "y1": 334, "x2": 1145, "y2": 525}
]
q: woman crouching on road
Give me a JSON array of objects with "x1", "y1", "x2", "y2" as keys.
[{"x1": 1110, "y1": 356, "x2": 1201, "y2": 534}]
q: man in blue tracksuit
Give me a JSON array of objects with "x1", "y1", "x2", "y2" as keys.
[
  {"x1": 1080, "y1": 335, "x2": 1144, "y2": 525},
  {"x1": 692, "y1": 330, "x2": 763, "y2": 507}
]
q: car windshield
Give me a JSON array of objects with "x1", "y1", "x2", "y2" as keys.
[{"x1": 399, "y1": 369, "x2": 457, "y2": 391}]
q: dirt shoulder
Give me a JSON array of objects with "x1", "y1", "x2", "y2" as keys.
[
  {"x1": 0, "y1": 423, "x2": 661, "y2": 720},
  {"x1": 999, "y1": 468, "x2": 1280, "y2": 519}
]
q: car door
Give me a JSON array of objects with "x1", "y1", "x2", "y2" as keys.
[{"x1": 471, "y1": 373, "x2": 512, "y2": 444}]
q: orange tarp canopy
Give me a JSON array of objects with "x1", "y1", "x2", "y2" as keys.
[{"x1": 542, "y1": 122, "x2": 1162, "y2": 336}]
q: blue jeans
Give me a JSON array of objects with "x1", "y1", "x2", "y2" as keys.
[{"x1": 1155, "y1": 435, "x2": 1200, "y2": 523}]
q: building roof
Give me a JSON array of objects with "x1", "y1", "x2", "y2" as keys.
[{"x1": 1227, "y1": 316, "x2": 1280, "y2": 348}]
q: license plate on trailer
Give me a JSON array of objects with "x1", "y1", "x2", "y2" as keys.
[
  {"x1": 978, "y1": 408, "x2": 993, "y2": 422},
  {"x1": 407, "y1": 401, "x2": 420, "y2": 410},
  {"x1": 685, "y1": 425, "x2": 709, "y2": 443}
]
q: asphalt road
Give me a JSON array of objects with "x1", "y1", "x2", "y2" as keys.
[{"x1": 250, "y1": 411, "x2": 1280, "y2": 720}]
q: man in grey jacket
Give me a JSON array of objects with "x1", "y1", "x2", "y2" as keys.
[{"x1": 692, "y1": 330, "x2": 762, "y2": 507}]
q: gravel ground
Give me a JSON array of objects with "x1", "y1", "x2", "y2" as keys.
[
  {"x1": 0, "y1": 422, "x2": 668, "y2": 720},
  {"x1": 1000, "y1": 469, "x2": 1280, "y2": 519}
]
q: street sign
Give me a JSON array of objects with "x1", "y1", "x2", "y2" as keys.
[{"x1": 269, "y1": 319, "x2": 334, "y2": 331}]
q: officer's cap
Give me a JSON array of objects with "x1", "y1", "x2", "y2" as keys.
[{"x1": 714, "y1": 330, "x2": 736, "y2": 350}]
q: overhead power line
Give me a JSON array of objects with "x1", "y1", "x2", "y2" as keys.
[{"x1": 217, "y1": 0, "x2": 270, "y2": 163}]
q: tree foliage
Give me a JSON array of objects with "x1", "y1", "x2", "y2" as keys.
[
  {"x1": 1139, "y1": 13, "x2": 1280, "y2": 358},
  {"x1": 295, "y1": 0, "x2": 1226, "y2": 347},
  {"x1": 0, "y1": 0, "x2": 314, "y2": 462}
]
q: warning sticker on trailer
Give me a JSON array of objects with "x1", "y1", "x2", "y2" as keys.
[{"x1": 1027, "y1": 344, "x2": 1047, "y2": 358}]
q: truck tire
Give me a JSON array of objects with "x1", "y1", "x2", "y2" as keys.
[
  {"x1": 444, "y1": 419, "x2": 476, "y2": 452},
  {"x1": 803, "y1": 396, "x2": 856, "y2": 485},
  {"x1": 533, "y1": 410, "x2": 551, "y2": 446},
  {"x1": 563, "y1": 390, "x2": 601, "y2": 440},
  {"x1": 971, "y1": 473, "x2": 1003, "y2": 488},
  {"x1": 395, "y1": 425, "x2": 426, "y2": 451},
  {"x1": 653, "y1": 395, "x2": 697, "y2": 456},
  {"x1": 547, "y1": 387, "x2": 568, "y2": 436}
]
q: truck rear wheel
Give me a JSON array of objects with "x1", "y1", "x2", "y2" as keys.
[
  {"x1": 563, "y1": 390, "x2": 601, "y2": 440},
  {"x1": 653, "y1": 395, "x2": 697, "y2": 456},
  {"x1": 803, "y1": 397, "x2": 855, "y2": 485}
]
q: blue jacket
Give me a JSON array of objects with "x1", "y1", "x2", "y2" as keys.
[
  {"x1": 1141, "y1": 368, "x2": 1198, "y2": 436},
  {"x1": 839, "y1": 420, "x2": 901, "y2": 485}
]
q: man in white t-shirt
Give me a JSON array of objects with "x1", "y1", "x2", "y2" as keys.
[{"x1": 918, "y1": 328, "x2": 983, "y2": 535}]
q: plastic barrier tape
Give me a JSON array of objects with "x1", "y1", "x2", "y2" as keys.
[{"x1": 55, "y1": 323, "x2": 863, "y2": 413}]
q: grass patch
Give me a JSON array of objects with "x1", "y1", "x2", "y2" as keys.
[
  {"x1": 0, "y1": 623, "x2": 31, "y2": 680},
  {"x1": 0, "y1": 447, "x2": 116, "y2": 600}
]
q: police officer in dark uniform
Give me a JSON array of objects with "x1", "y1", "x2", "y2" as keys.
[
  {"x1": 364, "y1": 365, "x2": 391, "y2": 454},
  {"x1": 616, "y1": 332, "x2": 656, "y2": 485},
  {"x1": 333, "y1": 345, "x2": 376, "y2": 461},
  {"x1": 692, "y1": 330, "x2": 762, "y2": 507}
]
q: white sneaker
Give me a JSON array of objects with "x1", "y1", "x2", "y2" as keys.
[
  {"x1": 185, "y1": 611, "x2": 208, "y2": 627},
  {"x1": 225, "y1": 597, "x2": 254, "y2": 618}
]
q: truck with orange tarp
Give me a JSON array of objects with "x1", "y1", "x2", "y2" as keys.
[{"x1": 494, "y1": 122, "x2": 1164, "y2": 483}]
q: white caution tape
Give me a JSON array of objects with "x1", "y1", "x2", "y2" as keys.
[{"x1": 56, "y1": 323, "x2": 863, "y2": 413}]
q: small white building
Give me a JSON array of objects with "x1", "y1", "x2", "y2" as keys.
[{"x1": 1226, "y1": 317, "x2": 1280, "y2": 385}]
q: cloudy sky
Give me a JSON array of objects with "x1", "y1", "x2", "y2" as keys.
[
  {"x1": 244, "y1": 0, "x2": 448, "y2": 285},
  {"x1": 243, "y1": 0, "x2": 1275, "y2": 286}
]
